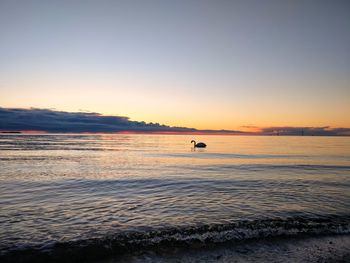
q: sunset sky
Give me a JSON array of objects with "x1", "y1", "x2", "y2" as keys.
[{"x1": 0, "y1": 0, "x2": 349, "y2": 131}]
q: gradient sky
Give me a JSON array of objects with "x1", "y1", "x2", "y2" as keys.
[{"x1": 0, "y1": 0, "x2": 349, "y2": 130}]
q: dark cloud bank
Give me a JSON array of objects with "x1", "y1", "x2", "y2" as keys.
[{"x1": 0, "y1": 107, "x2": 349, "y2": 136}]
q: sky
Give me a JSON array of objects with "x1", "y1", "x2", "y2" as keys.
[{"x1": 0, "y1": 0, "x2": 349, "y2": 131}]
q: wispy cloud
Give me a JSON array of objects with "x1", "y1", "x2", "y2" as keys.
[{"x1": 0, "y1": 107, "x2": 349, "y2": 136}]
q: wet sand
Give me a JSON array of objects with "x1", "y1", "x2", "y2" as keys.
[{"x1": 102, "y1": 234, "x2": 350, "y2": 263}]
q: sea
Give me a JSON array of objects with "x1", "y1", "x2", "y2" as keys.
[{"x1": 0, "y1": 134, "x2": 349, "y2": 262}]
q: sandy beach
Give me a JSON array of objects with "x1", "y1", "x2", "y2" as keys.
[{"x1": 103, "y1": 234, "x2": 350, "y2": 263}]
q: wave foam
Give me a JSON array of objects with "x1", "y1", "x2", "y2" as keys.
[{"x1": 1, "y1": 216, "x2": 350, "y2": 262}]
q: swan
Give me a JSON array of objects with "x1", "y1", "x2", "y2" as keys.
[{"x1": 191, "y1": 140, "x2": 207, "y2": 148}]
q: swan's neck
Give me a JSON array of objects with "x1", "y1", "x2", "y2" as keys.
[{"x1": 192, "y1": 140, "x2": 196, "y2": 145}]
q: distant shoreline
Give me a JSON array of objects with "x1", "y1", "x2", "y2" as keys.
[
  {"x1": 1, "y1": 131, "x2": 350, "y2": 136},
  {"x1": 0, "y1": 131, "x2": 22, "y2": 134}
]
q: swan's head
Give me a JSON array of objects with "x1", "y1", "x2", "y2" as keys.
[{"x1": 191, "y1": 140, "x2": 195, "y2": 144}]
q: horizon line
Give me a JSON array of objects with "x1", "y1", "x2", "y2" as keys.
[{"x1": 1, "y1": 130, "x2": 350, "y2": 137}]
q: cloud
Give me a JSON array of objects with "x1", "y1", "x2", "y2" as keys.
[
  {"x1": 0, "y1": 107, "x2": 197, "y2": 133},
  {"x1": 0, "y1": 107, "x2": 349, "y2": 136}
]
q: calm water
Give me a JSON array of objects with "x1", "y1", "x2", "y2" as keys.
[{"x1": 0, "y1": 134, "x2": 350, "y2": 256}]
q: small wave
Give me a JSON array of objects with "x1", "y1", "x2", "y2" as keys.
[
  {"x1": 197, "y1": 164, "x2": 350, "y2": 171},
  {"x1": 1, "y1": 216, "x2": 349, "y2": 262},
  {"x1": 159, "y1": 153, "x2": 308, "y2": 159}
]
